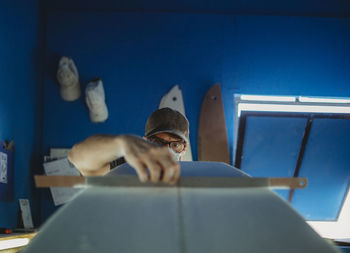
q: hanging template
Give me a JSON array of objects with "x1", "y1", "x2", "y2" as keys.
[
  {"x1": 198, "y1": 83, "x2": 230, "y2": 164},
  {"x1": 159, "y1": 85, "x2": 193, "y2": 161}
]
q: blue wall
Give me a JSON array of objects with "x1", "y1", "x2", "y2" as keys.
[
  {"x1": 224, "y1": 15, "x2": 350, "y2": 159},
  {"x1": 0, "y1": 0, "x2": 42, "y2": 228},
  {"x1": 43, "y1": 12, "x2": 350, "y2": 162},
  {"x1": 41, "y1": 10, "x2": 350, "y2": 221},
  {"x1": 46, "y1": 0, "x2": 350, "y2": 17}
]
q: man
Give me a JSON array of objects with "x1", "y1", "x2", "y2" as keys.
[{"x1": 68, "y1": 107, "x2": 189, "y2": 184}]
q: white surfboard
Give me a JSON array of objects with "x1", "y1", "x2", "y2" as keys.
[
  {"x1": 23, "y1": 162, "x2": 340, "y2": 253},
  {"x1": 159, "y1": 85, "x2": 193, "y2": 161}
]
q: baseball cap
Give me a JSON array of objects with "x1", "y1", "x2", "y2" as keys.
[{"x1": 145, "y1": 108, "x2": 189, "y2": 143}]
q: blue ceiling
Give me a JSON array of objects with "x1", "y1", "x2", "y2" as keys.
[{"x1": 43, "y1": 0, "x2": 350, "y2": 17}]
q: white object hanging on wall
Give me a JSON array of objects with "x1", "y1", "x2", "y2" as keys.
[
  {"x1": 85, "y1": 78, "x2": 109, "y2": 123},
  {"x1": 159, "y1": 85, "x2": 193, "y2": 161},
  {"x1": 43, "y1": 158, "x2": 82, "y2": 206},
  {"x1": 56, "y1": 56, "x2": 81, "y2": 101},
  {"x1": 19, "y1": 199, "x2": 34, "y2": 229},
  {"x1": 0, "y1": 151, "x2": 8, "y2": 183}
]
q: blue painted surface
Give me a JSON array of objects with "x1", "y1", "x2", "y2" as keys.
[
  {"x1": 0, "y1": 0, "x2": 42, "y2": 227},
  {"x1": 292, "y1": 118, "x2": 350, "y2": 220},
  {"x1": 41, "y1": 10, "x2": 350, "y2": 222},
  {"x1": 223, "y1": 16, "x2": 350, "y2": 160},
  {"x1": 44, "y1": 0, "x2": 350, "y2": 17},
  {"x1": 340, "y1": 246, "x2": 350, "y2": 253},
  {"x1": 43, "y1": 10, "x2": 233, "y2": 155},
  {"x1": 239, "y1": 116, "x2": 307, "y2": 200},
  {"x1": 41, "y1": 11, "x2": 234, "y2": 221}
]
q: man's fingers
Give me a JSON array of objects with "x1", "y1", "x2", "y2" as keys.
[
  {"x1": 128, "y1": 160, "x2": 148, "y2": 182},
  {"x1": 144, "y1": 158, "x2": 162, "y2": 183},
  {"x1": 169, "y1": 164, "x2": 180, "y2": 185},
  {"x1": 161, "y1": 157, "x2": 179, "y2": 183},
  {"x1": 124, "y1": 141, "x2": 181, "y2": 184}
]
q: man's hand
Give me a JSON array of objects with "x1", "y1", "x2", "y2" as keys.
[
  {"x1": 120, "y1": 135, "x2": 180, "y2": 184},
  {"x1": 68, "y1": 134, "x2": 180, "y2": 184}
]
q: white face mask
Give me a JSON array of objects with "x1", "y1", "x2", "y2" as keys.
[{"x1": 168, "y1": 147, "x2": 182, "y2": 161}]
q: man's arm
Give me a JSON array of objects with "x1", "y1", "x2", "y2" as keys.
[
  {"x1": 68, "y1": 135, "x2": 123, "y2": 176},
  {"x1": 68, "y1": 134, "x2": 180, "y2": 184}
]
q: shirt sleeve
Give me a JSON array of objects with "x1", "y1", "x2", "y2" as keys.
[{"x1": 110, "y1": 157, "x2": 126, "y2": 169}]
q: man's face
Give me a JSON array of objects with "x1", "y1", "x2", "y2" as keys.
[{"x1": 146, "y1": 132, "x2": 187, "y2": 161}]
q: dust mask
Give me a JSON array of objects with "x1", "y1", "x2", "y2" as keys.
[{"x1": 169, "y1": 148, "x2": 182, "y2": 161}]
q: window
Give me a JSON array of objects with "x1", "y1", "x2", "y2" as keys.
[{"x1": 234, "y1": 94, "x2": 350, "y2": 240}]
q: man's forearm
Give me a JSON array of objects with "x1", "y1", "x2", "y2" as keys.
[
  {"x1": 68, "y1": 134, "x2": 180, "y2": 184},
  {"x1": 68, "y1": 134, "x2": 125, "y2": 176}
]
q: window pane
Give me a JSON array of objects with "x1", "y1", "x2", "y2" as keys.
[
  {"x1": 292, "y1": 118, "x2": 350, "y2": 221},
  {"x1": 239, "y1": 115, "x2": 307, "y2": 200}
]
